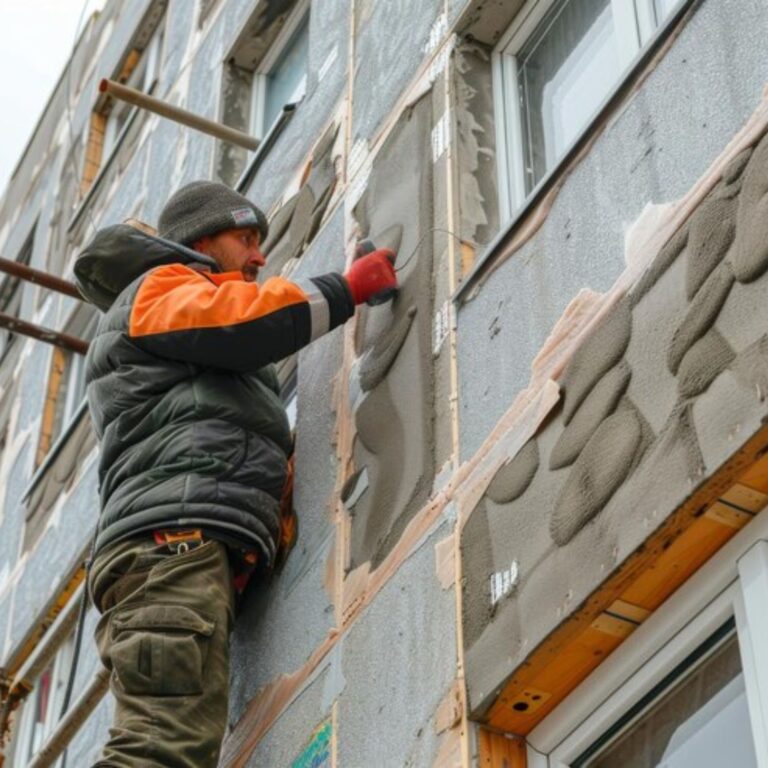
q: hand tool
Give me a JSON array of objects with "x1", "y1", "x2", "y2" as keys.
[{"x1": 354, "y1": 238, "x2": 399, "y2": 305}]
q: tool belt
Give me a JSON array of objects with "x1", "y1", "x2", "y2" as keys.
[{"x1": 153, "y1": 529, "x2": 205, "y2": 554}]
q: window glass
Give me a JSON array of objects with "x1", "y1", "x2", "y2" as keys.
[
  {"x1": 583, "y1": 633, "x2": 758, "y2": 768},
  {"x1": 516, "y1": 0, "x2": 621, "y2": 194},
  {"x1": 263, "y1": 15, "x2": 309, "y2": 133}
]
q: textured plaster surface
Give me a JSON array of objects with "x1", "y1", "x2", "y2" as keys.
[
  {"x1": 458, "y1": 0, "x2": 768, "y2": 459},
  {"x1": 346, "y1": 94, "x2": 436, "y2": 570},
  {"x1": 337, "y1": 523, "x2": 456, "y2": 768},
  {"x1": 245, "y1": 666, "x2": 332, "y2": 768},
  {"x1": 461, "y1": 127, "x2": 768, "y2": 715},
  {"x1": 0, "y1": 0, "x2": 763, "y2": 761},
  {"x1": 229, "y1": 534, "x2": 334, "y2": 727},
  {"x1": 287, "y1": 207, "x2": 346, "y2": 553},
  {"x1": 352, "y1": 0, "x2": 442, "y2": 142},
  {"x1": 6, "y1": 461, "x2": 98, "y2": 659}
]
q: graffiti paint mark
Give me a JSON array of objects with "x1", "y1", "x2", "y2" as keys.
[{"x1": 291, "y1": 720, "x2": 332, "y2": 768}]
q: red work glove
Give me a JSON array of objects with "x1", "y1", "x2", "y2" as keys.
[{"x1": 343, "y1": 249, "x2": 397, "y2": 305}]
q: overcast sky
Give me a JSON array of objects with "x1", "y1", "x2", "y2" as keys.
[{"x1": 0, "y1": 0, "x2": 107, "y2": 196}]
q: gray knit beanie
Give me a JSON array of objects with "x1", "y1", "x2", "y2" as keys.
[{"x1": 158, "y1": 181, "x2": 268, "y2": 246}]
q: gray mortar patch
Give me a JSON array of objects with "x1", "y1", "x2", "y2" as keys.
[
  {"x1": 713, "y1": 147, "x2": 754, "y2": 199},
  {"x1": 260, "y1": 125, "x2": 339, "y2": 277},
  {"x1": 668, "y1": 261, "x2": 735, "y2": 375},
  {"x1": 631, "y1": 226, "x2": 689, "y2": 307},
  {"x1": 732, "y1": 132, "x2": 768, "y2": 282},
  {"x1": 550, "y1": 405, "x2": 643, "y2": 547},
  {"x1": 461, "y1": 499, "x2": 494, "y2": 650},
  {"x1": 685, "y1": 196, "x2": 737, "y2": 299},
  {"x1": 658, "y1": 400, "x2": 706, "y2": 481},
  {"x1": 486, "y1": 439, "x2": 540, "y2": 504},
  {"x1": 262, "y1": 192, "x2": 299, "y2": 252},
  {"x1": 560, "y1": 297, "x2": 632, "y2": 425},
  {"x1": 677, "y1": 329, "x2": 736, "y2": 400},
  {"x1": 723, "y1": 147, "x2": 754, "y2": 184},
  {"x1": 359, "y1": 306, "x2": 418, "y2": 392},
  {"x1": 348, "y1": 94, "x2": 436, "y2": 570},
  {"x1": 550, "y1": 360, "x2": 631, "y2": 471}
]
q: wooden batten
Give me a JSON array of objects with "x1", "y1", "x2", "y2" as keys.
[
  {"x1": 477, "y1": 728, "x2": 527, "y2": 767},
  {"x1": 485, "y1": 423, "x2": 768, "y2": 735},
  {"x1": 36, "y1": 347, "x2": 68, "y2": 467}
]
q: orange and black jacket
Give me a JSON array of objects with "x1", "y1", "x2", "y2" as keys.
[{"x1": 75, "y1": 224, "x2": 354, "y2": 566}]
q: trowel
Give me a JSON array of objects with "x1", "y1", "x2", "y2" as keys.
[{"x1": 354, "y1": 223, "x2": 403, "y2": 305}]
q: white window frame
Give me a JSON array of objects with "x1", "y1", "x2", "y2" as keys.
[
  {"x1": 493, "y1": 0, "x2": 680, "y2": 222},
  {"x1": 250, "y1": 0, "x2": 309, "y2": 140},
  {"x1": 524, "y1": 508, "x2": 768, "y2": 768}
]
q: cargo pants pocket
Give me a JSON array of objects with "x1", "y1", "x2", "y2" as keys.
[{"x1": 110, "y1": 603, "x2": 216, "y2": 696}]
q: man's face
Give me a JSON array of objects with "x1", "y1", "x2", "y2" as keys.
[{"x1": 193, "y1": 226, "x2": 266, "y2": 282}]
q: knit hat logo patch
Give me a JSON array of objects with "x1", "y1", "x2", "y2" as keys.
[{"x1": 231, "y1": 207, "x2": 258, "y2": 226}]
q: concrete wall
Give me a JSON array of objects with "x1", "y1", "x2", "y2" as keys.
[{"x1": 0, "y1": 0, "x2": 765, "y2": 765}]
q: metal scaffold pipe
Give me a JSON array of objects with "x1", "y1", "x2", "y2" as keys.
[
  {"x1": 99, "y1": 78, "x2": 261, "y2": 152},
  {"x1": 0, "y1": 313, "x2": 89, "y2": 355},
  {"x1": 0, "y1": 257, "x2": 82, "y2": 300}
]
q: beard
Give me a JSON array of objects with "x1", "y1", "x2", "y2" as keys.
[{"x1": 242, "y1": 265, "x2": 259, "y2": 282}]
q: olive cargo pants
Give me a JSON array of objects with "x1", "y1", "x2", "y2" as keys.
[{"x1": 89, "y1": 537, "x2": 235, "y2": 768}]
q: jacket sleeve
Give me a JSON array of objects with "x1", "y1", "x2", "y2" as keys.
[{"x1": 128, "y1": 264, "x2": 355, "y2": 372}]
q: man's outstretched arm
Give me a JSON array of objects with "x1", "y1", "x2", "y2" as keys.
[{"x1": 128, "y1": 249, "x2": 396, "y2": 371}]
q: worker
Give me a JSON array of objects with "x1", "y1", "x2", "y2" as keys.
[{"x1": 74, "y1": 180, "x2": 397, "y2": 767}]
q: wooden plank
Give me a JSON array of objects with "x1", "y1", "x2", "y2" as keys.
[
  {"x1": 80, "y1": 113, "x2": 107, "y2": 195},
  {"x1": 621, "y1": 515, "x2": 741, "y2": 611},
  {"x1": 490, "y1": 625, "x2": 625, "y2": 733},
  {"x1": 485, "y1": 423, "x2": 768, "y2": 734},
  {"x1": 35, "y1": 346, "x2": 67, "y2": 467},
  {"x1": 737, "y1": 451, "x2": 768, "y2": 494},
  {"x1": 477, "y1": 728, "x2": 527, "y2": 768}
]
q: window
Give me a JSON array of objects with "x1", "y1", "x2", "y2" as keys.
[
  {"x1": 79, "y1": 16, "x2": 164, "y2": 198},
  {"x1": 8, "y1": 633, "x2": 74, "y2": 768},
  {"x1": 531, "y1": 513, "x2": 768, "y2": 768},
  {"x1": 494, "y1": 0, "x2": 679, "y2": 219},
  {"x1": 36, "y1": 306, "x2": 98, "y2": 467},
  {"x1": 577, "y1": 628, "x2": 757, "y2": 767},
  {"x1": 0, "y1": 226, "x2": 34, "y2": 360},
  {"x1": 217, "y1": 0, "x2": 308, "y2": 185},
  {"x1": 251, "y1": 8, "x2": 309, "y2": 139}
]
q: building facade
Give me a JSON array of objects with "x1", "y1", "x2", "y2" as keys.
[{"x1": 1, "y1": 0, "x2": 767, "y2": 765}]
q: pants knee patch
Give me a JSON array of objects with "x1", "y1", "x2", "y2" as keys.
[{"x1": 110, "y1": 603, "x2": 215, "y2": 696}]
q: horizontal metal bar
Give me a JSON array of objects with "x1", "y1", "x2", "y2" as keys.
[
  {"x1": 100, "y1": 78, "x2": 260, "y2": 152},
  {"x1": 0, "y1": 257, "x2": 81, "y2": 300},
  {"x1": 0, "y1": 312, "x2": 89, "y2": 355}
]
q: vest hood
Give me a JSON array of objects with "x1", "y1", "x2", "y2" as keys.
[{"x1": 74, "y1": 224, "x2": 218, "y2": 311}]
